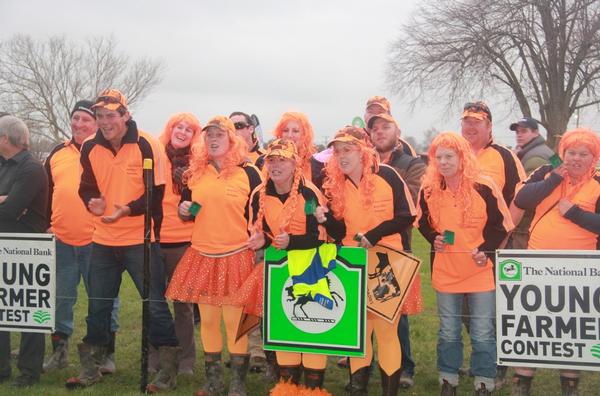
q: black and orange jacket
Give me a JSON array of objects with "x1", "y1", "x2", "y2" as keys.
[
  {"x1": 417, "y1": 175, "x2": 513, "y2": 293},
  {"x1": 323, "y1": 164, "x2": 416, "y2": 251},
  {"x1": 78, "y1": 120, "x2": 165, "y2": 246},
  {"x1": 183, "y1": 162, "x2": 262, "y2": 255},
  {"x1": 514, "y1": 165, "x2": 600, "y2": 250},
  {"x1": 45, "y1": 139, "x2": 94, "y2": 246},
  {"x1": 249, "y1": 178, "x2": 326, "y2": 249},
  {"x1": 477, "y1": 141, "x2": 526, "y2": 206},
  {"x1": 159, "y1": 143, "x2": 193, "y2": 244}
]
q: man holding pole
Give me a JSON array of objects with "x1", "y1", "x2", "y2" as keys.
[{"x1": 65, "y1": 89, "x2": 180, "y2": 393}]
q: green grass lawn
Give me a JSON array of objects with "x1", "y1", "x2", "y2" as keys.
[{"x1": 3, "y1": 235, "x2": 599, "y2": 395}]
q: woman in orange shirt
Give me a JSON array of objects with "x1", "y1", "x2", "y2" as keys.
[
  {"x1": 246, "y1": 138, "x2": 331, "y2": 395},
  {"x1": 264, "y1": 112, "x2": 325, "y2": 187},
  {"x1": 511, "y1": 128, "x2": 600, "y2": 395},
  {"x1": 166, "y1": 116, "x2": 262, "y2": 396},
  {"x1": 151, "y1": 113, "x2": 201, "y2": 377},
  {"x1": 318, "y1": 126, "x2": 417, "y2": 396},
  {"x1": 417, "y1": 132, "x2": 513, "y2": 396}
]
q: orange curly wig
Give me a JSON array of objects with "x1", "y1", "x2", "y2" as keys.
[
  {"x1": 322, "y1": 126, "x2": 379, "y2": 220},
  {"x1": 184, "y1": 120, "x2": 249, "y2": 184},
  {"x1": 158, "y1": 112, "x2": 202, "y2": 147},
  {"x1": 253, "y1": 140, "x2": 304, "y2": 235},
  {"x1": 558, "y1": 127, "x2": 600, "y2": 179},
  {"x1": 272, "y1": 112, "x2": 316, "y2": 174},
  {"x1": 421, "y1": 132, "x2": 480, "y2": 229}
]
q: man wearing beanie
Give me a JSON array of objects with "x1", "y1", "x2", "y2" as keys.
[
  {"x1": 43, "y1": 100, "x2": 121, "y2": 374},
  {"x1": 66, "y1": 89, "x2": 179, "y2": 392}
]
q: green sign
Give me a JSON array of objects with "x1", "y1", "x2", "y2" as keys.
[
  {"x1": 263, "y1": 246, "x2": 367, "y2": 357},
  {"x1": 499, "y1": 259, "x2": 522, "y2": 281}
]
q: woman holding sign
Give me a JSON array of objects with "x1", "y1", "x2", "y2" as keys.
[
  {"x1": 511, "y1": 128, "x2": 600, "y2": 396},
  {"x1": 317, "y1": 126, "x2": 417, "y2": 396},
  {"x1": 246, "y1": 138, "x2": 332, "y2": 395},
  {"x1": 416, "y1": 132, "x2": 513, "y2": 396},
  {"x1": 165, "y1": 116, "x2": 262, "y2": 396}
]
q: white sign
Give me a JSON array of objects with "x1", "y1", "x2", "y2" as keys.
[
  {"x1": 496, "y1": 249, "x2": 600, "y2": 371},
  {"x1": 0, "y1": 233, "x2": 55, "y2": 333}
]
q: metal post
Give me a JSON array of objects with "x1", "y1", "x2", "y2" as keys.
[{"x1": 140, "y1": 158, "x2": 153, "y2": 392}]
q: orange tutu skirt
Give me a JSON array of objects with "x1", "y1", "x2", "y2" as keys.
[
  {"x1": 166, "y1": 247, "x2": 255, "y2": 306},
  {"x1": 230, "y1": 262, "x2": 264, "y2": 317},
  {"x1": 400, "y1": 273, "x2": 423, "y2": 315}
]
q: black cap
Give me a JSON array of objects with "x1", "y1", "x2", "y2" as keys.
[
  {"x1": 510, "y1": 117, "x2": 538, "y2": 131},
  {"x1": 70, "y1": 100, "x2": 95, "y2": 118}
]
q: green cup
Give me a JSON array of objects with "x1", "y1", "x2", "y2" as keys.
[
  {"x1": 443, "y1": 230, "x2": 455, "y2": 245},
  {"x1": 189, "y1": 201, "x2": 201, "y2": 216}
]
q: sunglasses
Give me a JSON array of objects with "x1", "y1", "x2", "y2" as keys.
[
  {"x1": 463, "y1": 102, "x2": 492, "y2": 120},
  {"x1": 234, "y1": 122, "x2": 250, "y2": 130}
]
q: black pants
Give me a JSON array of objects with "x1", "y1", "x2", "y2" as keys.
[{"x1": 0, "y1": 331, "x2": 45, "y2": 380}]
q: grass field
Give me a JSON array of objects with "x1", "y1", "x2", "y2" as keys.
[{"x1": 3, "y1": 235, "x2": 599, "y2": 395}]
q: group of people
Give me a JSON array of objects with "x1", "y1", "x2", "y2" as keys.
[{"x1": 0, "y1": 90, "x2": 598, "y2": 396}]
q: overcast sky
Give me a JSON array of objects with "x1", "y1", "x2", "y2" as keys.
[{"x1": 1, "y1": 0, "x2": 594, "y2": 149}]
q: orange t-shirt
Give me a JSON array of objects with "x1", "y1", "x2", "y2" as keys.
[
  {"x1": 79, "y1": 122, "x2": 166, "y2": 246},
  {"x1": 339, "y1": 164, "x2": 416, "y2": 250},
  {"x1": 188, "y1": 163, "x2": 262, "y2": 254},
  {"x1": 249, "y1": 179, "x2": 326, "y2": 246},
  {"x1": 477, "y1": 141, "x2": 526, "y2": 206},
  {"x1": 417, "y1": 175, "x2": 514, "y2": 293},
  {"x1": 524, "y1": 168, "x2": 600, "y2": 250},
  {"x1": 45, "y1": 140, "x2": 94, "y2": 246},
  {"x1": 159, "y1": 152, "x2": 194, "y2": 244}
]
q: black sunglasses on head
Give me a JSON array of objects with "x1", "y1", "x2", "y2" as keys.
[{"x1": 234, "y1": 122, "x2": 251, "y2": 130}]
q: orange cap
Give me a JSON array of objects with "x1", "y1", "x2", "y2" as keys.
[
  {"x1": 367, "y1": 113, "x2": 398, "y2": 129},
  {"x1": 202, "y1": 115, "x2": 235, "y2": 135},
  {"x1": 92, "y1": 89, "x2": 128, "y2": 112},
  {"x1": 328, "y1": 126, "x2": 371, "y2": 147},
  {"x1": 265, "y1": 138, "x2": 297, "y2": 160},
  {"x1": 366, "y1": 96, "x2": 391, "y2": 113},
  {"x1": 461, "y1": 101, "x2": 492, "y2": 122}
]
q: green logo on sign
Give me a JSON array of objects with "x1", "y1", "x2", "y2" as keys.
[
  {"x1": 591, "y1": 344, "x2": 600, "y2": 360},
  {"x1": 499, "y1": 259, "x2": 522, "y2": 281},
  {"x1": 33, "y1": 310, "x2": 51, "y2": 324}
]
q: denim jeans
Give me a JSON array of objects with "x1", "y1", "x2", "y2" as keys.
[
  {"x1": 55, "y1": 239, "x2": 120, "y2": 337},
  {"x1": 83, "y1": 243, "x2": 178, "y2": 348},
  {"x1": 436, "y1": 290, "x2": 496, "y2": 390},
  {"x1": 397, "y1": 314, "x2": 415, "y2": 376}
]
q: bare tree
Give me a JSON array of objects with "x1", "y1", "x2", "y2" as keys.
[
  {"x1": 0, "y1": 35, "x2": 164, "y2": 143},
  {"x1": 388, "y1": 0, "x2": 600, "y2": 148}
]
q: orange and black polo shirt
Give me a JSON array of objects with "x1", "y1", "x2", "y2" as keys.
[
  {"x1": 79, "y1": 120, "x2": 166, "y2": 246},
  {"x1": 417, "y1": 175, "x2": 514, "y2": 293},
  {"x1": 185, "y1": 162, "x2": 262, "y2": 255},
  {"x1": 476, "y1": 141, "x2": 526, "y2": 206},
  {"x1": 324, "y1": 164, "x2": 416, "y2": 251},
  {"x1": 45, "y1": 139, "x2": 94, "y2": 246},
  {"x1": 159, "y1": 144, "x2": 193, "y2": 244},
  {"x1": 249, "y1": 178, "x2": 326, "y2": 249},
  {"x1": 515, "y1": 165, "x2": 600, "y2": 250}
]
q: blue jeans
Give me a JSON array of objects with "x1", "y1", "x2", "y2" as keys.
[
  {"x1": 436, "y1": 290, "x2": 496, "y2": 390},
  {"x1": 55, "y1": 239, "x2": 119, "y2": 336},
  {"x1": 397, "y1": 314, "x2": 415, "y2": 376},
  {"x1": 83, "y1": 243, "x2": 178, "y2": 348}
]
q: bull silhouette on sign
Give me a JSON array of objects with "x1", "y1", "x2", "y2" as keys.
[{"x1": 369, "y1": 252, "x2": 401, "y2": 302}]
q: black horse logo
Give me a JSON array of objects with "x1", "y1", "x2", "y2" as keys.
[
  {"x1": 285, "y1": 275, "x2": 344, "y2": 319},
  {"x1": 368, "y1": 252, "x2": 401, "y2": 302}
]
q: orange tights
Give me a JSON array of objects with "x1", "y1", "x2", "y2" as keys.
[
  {"x1": 276, "y1": 351, "x2": 327, "y2": 370},
  {"x1": 350, "y1": 312, "x2": 401, "y2": 375},
  {"x1": 198, "y1": 304, "x2": 248, "y2": 354}
]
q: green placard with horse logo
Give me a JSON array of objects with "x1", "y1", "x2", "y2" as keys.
[{"x1": 263, "y1": 246, "x2": 367, "y2": 357}]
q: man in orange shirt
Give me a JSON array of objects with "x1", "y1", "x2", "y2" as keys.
[
  {"x1": 66, "y1": 89, "x2": 179, "y2": 393},
  {"x1": 43, "y1": 100, "x2": 120, "y2": 374}
]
